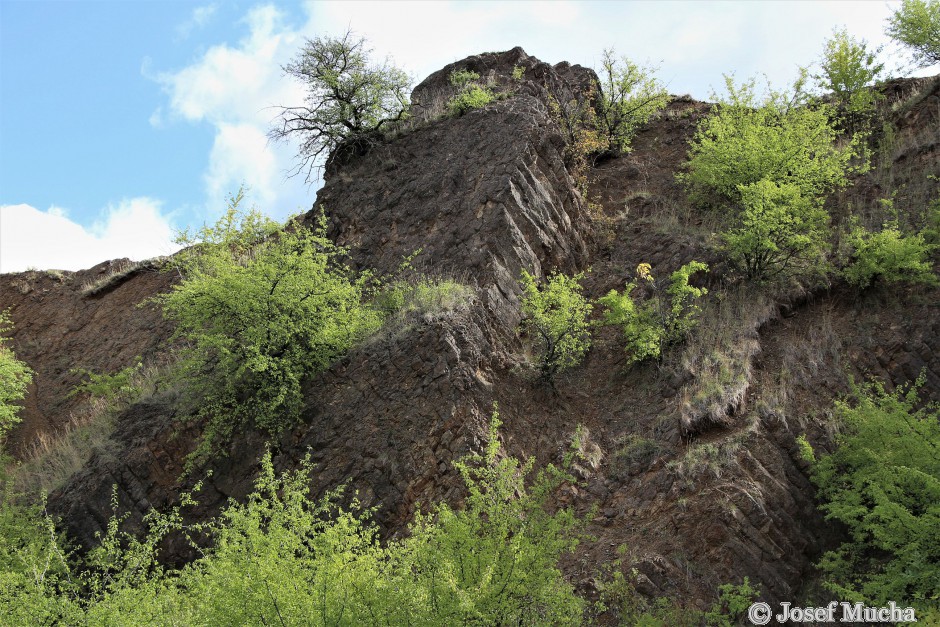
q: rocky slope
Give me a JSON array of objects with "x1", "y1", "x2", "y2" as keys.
[{"x1": 2, "y1": 48, "x2": 939, "y2": 610}]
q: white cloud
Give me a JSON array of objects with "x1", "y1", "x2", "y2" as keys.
[
  {"x1": 154, "y1": 4, "x2": 310, "y2": 218},
  {"x1": 0, "y1": 199, "x2": 180, "y2": 273},
  {"x1": 204, "y1": 123, "x2": 278, "y2": 210},
  {"x1": 176, "y1": 3, "x2": 219, "y2": 40}
]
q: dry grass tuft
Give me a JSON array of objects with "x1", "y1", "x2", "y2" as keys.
[
  {"x1": 678, "y1": 286, "x2": 777, "y2": 435},
  {"x1": 81, "y1": 257, "x2": 166, "y2": 297},
  {"x1": 11, "y1": 357, "x2": 172, "y2": 495}
]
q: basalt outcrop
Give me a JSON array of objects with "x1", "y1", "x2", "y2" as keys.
[{"x1": 3, "y1": 49, "x2": 939, "y2": 610}]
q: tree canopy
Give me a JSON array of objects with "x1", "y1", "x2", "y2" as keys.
[
  {"x1": 678, "y1": 75, "x2": 865, "y2": 208},
  {"x1": 269, "y1": 31, "x2": 412, "y2": 181},
  {"x1": 157, "y1": 191, "x2": 381, "y2": 460},
  {"x1": 886, "y1": 0, "x2": 940, "y2": 68}
]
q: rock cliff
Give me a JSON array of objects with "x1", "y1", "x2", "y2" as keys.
[{"x1": 2, "y1": 49, "x2": 939, "y2": 609}]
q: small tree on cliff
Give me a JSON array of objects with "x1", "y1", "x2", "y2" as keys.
[
  {"x1": 886, "y1": 0, "x2": 940, "y2": 68},
  {"x1": 269, "y1": 31, "x2": 412, "y2": 181},
  {"x1": 518, "y1": 270, "x2": 593, "y2": 381}
]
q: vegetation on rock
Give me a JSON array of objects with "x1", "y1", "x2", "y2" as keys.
[
  {"x1": 723, "y1": 179, "x2": 830, "y2": 282},
  {"x1": 0, "y1": 311, "x2": 32, "y2": 444},
  {"x1": 599, "y1": 262, "x2": 708, "y2": 363},
  {"x1": 815, "y1": 27, "x2": 885, "y2": 132},
  {"x1": 446, "y1": 68, "x2": 496, "y2": 115},
  {"x1": 157, "y1": 191, "x2": 381, "y2": 461},
  {"x1": 0, "y1": 414, "x2": 587, "y2": 624},
  {"x1": 810, "y1": 376, "x2": 940, "y2": 611},
  {"x1": 596, "y1": 49, "x2": 669, "y2": 154},
  {"x1": 678, "y1": 74, "x2": 866, "y2": 208},
  {"x1": 519, "y1": 270, "x2": 593, "y2": 380},
  {"x1": 269, "y1": 30, "x2": 411, "y2": 180}
]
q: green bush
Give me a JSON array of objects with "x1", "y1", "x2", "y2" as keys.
[
  {"x1": 156, "y1": 191, "x2": 381, "y2": 461},
  {"x1": 703, "y1": 578, "x2": 761, "y2": 627},
  {"x1": 0, "y1": 310, "x2": 32, "y2": 443},
  {"x1": 599, "y1": 262, "x2": 708, "y2": 363},
  {"x1": 447, "y1": 69, "x2": 495, "y2": 116},
  {"x1": 842, "y1": 221, "x2": 937, "y2": 289},
  {"x1": 723, "y1": 179, "x2": 830, "y2": 281},
  {"x1": 815, "y1": 27, "x2": 884, "y2": 132},
  {"x1": 68, "y1": 358, "x2": 143, "y2": 404},
  {"x1": 597, "y1": 48, "x2": 669, "y2": 154},
  {"x1": 519, "y1": 270, "x2": 593, "y2": 380},
  {"x1": 678, "y1": 74, "x2": 865, "y2": 207},
  {"x1": 886, "y1": 0, "x2": 940, "y2": 68},
  {"x1": 811, "y1": 375, "x2": 940, "y2": 609},
  {"x1": 0, "y1": 411, "x2": 585, "y2": 624}
]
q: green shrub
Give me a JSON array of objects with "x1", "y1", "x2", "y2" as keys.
[
  {"x1": 842, "y1": 221, "x2": 937, "y2": 288},
  {"x1": 0, "y1": 311, "x2": 32, "y2": 443},
  {"x1": 886, "y1": 0, "x2": 940, "y2": 68},
  {"x1": 597, "y1": 48, "x2": 669, "y2": 153},
  {"x1": 0, "y1": 484, "x2": 78, "y2": 623},
  {"x1": 156, "y1": 191, "x2": 381, "y2": 461},
  {"x1": 723, "y1": 179, "x2": 830, "y2": 281},
  {"x1": 678, "y1": 74, "x2": 866, "y2": 207},
  {"x1": 703, "y1": 578, "x2": 761, "y2": 627},
  {"x1": 815, "y1": 27, "x2": 884, "y2": 132},
  {"x1": 447, "y1": 69, "x2": 495, "y2": 115},
  {"x1": 68, "y1": 358, "x2": 143, "y2": 404},
  {"x1": 519, "y1": 270, "x2": 593, "y2": 380},
  {"x1": 599, "y1": 262, "x2": 708, "y2": 363},
  {"x1": 0, "y1": 411, "x2": 585, "y2": 624},
  {"x1": 811, "y1": 375, "x2": 940, "y2": 609}
]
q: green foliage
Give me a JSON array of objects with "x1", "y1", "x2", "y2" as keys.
[
  {"x1": 548, "y1": 83, "x2": 608, "y2": 186},
  {"x1": 519, "y1": 270, "x2": 593, "y2": 380},
  {"x1": 156, "y1": 192, "x2": 381, "y2": 460},
  {"x1": 597, "y1": 48, "x2": 669, "y2": 154},
  {"x1": 678, "y1": 74, "x2": 865, "y2": 207},
  {"x1": 815, "y1": 27, "x2": 885, "y2": 131},
  {"x1": 511, "y1": 64, "x2": 525, "y2": 81},
  {"x1": 449, "y1": 68, "x2": 480, "y2": 86},
  {"x1": 593, "y1": 552, "x2": 758, "y2": 627},
  {"x1": 723, "y1": 179, "x2": 830, "y2": 281},
  {"x1": 842, "y1": 221, "x2": 937, "y2": 289},
  {"x1": 68, "y1": 358, "x2": 143, "y2": 404},
  {"x1": 0, "y1": 483, "x2": 78, "y2": 624},
  {"x1": 886, "y1": 0, "x2": 940, "y2": 68},
  {"x1": 404, "y1": 408, "x2": 585, "y2": 623},
  {"x1": 599, "y1": 262, "x2": 708, "y2": 363},
  {"x1": 811, "y1": 375, "x2": 940, "y2": 608},
  {"x1": 796, "y1": 433, "x2": 816, "y2": 463},
  {"x1": 703, "y1": 578, "x2": 761, "y2": 627},
  {"x1": 374, "y1": 277, "x2": 473, "y2": 320},
  {"x1": 447, "y1": 68, "x2": 495, "y2": 115},
  {"x1": 0, "y1": 411, "x2": 585, "y2": 624},
  {"x1": 0, "y1": 310, "x2": 32, "y2": 443},
  {"x1": 269, "y1": 30, "x2": 412, "y2": 180}
]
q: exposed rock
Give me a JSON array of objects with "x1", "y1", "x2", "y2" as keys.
[{"x1": 2, "y1": 52, "x2": 936, "y2": 612}]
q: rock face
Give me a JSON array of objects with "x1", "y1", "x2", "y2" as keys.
[
  {"x1": 4, "y1": 49, "x2": 939, "y2": 611},
  {"x1": 0, "y1": 261, "x2": 176, "y2": 456},
  {"x1": 314, "y1": 47, "x2": 596, "y2": 320}
]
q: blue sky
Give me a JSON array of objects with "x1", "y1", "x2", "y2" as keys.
[{"x1": 1, "y1": 0, "x2": 931, "y2": 272}]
